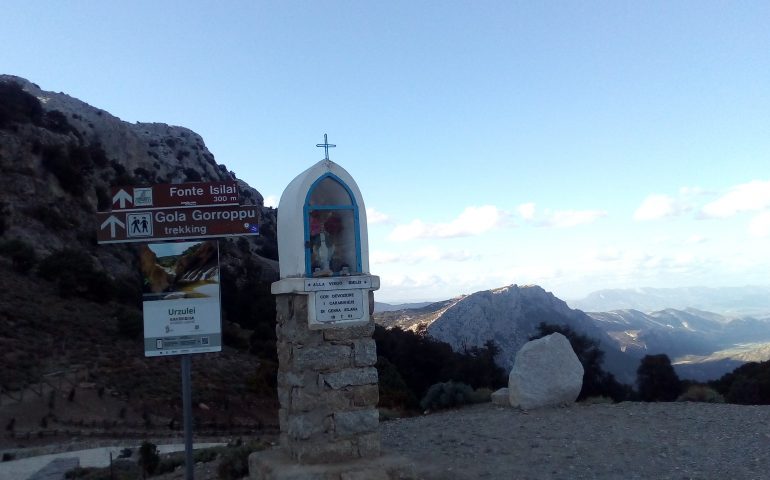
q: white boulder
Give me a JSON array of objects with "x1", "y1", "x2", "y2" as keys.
[{"x1": 508, "y1": 333, "x2": 583, "y2": 409}]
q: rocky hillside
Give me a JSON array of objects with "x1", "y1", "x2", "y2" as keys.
[
  {"x1": 0, "y1": 76, "x2": 281, "y2": 443},
  {"x1": 375, "y1": 284, "x2": 639, "y2": 383},
  {"x1": 375, "y1": 282, "x2": 770, "y2": 384},
  {"x1": 587, "y1": 308, "x2": 770, "y2": 359}
]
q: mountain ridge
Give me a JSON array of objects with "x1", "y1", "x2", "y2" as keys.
[
  {"x1": 570, "y1": 286, "x2": 770, "y2": 316},
  {"x1": 374, "y1": 284, "x2": 770, "y2": 384},
  {"x1": 375, "y1": 284, "x2": 639, "y2": 383}
]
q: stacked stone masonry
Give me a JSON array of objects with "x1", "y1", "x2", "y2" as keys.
[{"x1": 275, "y1": 294, "x2": 381, "y2": 464}]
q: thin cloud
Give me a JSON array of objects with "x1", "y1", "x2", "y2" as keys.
[
  {"x1": 634, "y1": 194, "x2": 682, "y2": 221},
  {"x1": 263, "y1": 194, "x2": 279, "y2": 208},
  {"x1": 539, "y1": 209, "x2": 607, "y2": 228},
  {"x1": 372, "y1": 246, "x2": 476, "y2": 265},
  {"x1": 701, "y1": 180, "x2": 770, "y2": 218},
  {"x1": 517, "y1": 202, "x2": 536, "y2": 220},
  {"x1": 366, "y1": 207, "x2": 392, "y2": 225},
  {"x1": 517, "y1": 202, "x2": 606, "y2": 228},
  {"x1": 388, "y1": 205, "x2": 509, "y2": 241},
  {"x1": 686, "y1": 235, "x2": 708, "y2": 245},
  {"x1": 749, "y1": 212, "x2": 770, "y2": 238}
]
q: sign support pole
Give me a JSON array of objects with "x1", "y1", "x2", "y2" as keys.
[{"x1": 182, "y1": 354, "x2": 194, "y2": 480}]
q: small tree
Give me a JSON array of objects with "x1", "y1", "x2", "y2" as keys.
[
  {"x1": 139, "y1": 441, "x2": 160, "y2": 478},
  {"x1": 636, "y1": 354, "x2": 681, "y2": 401}
]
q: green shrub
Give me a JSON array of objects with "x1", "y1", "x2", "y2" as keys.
[
  {"x1": 420, "y1": 381, "x2": 475, "y2": 411},
  {"x1": 0, "y1": 238, "x2": 37, "y2": 273},
  {"x1": 216, "y1": 444, "x2": 254, "y2": 480},
  {"x1": 138, "y1": 441, "x2": 159, "y2": 477},
  {"x1": 0, "y1": 81, "x2": 43, "y2": 129},
  {"x1": 0, "y1": 201, "x2": 8, "y2": 235},
  {"x1": 65, "y1": 461, "x2": 139, "y2": 479},
  {"x1": 711, "y1": 360, "x2": 770, "y2": 405},
  {"x1": 115, "y1": 307, "x2": 143, "y2": 339},
  {"x1": 183, "y1": 167, "x2": 201, "y2": 182},
  {"x1": 676, "y1": 384, "x2": 724, "y2": 403},
  {"x1": 637, "y1": 354, "x2": 681, "y2": 402},
  {"x1": 25, "y1": 205, "x2": 72, "y2": 230},
  {"x1": 377, "y1": 356, "x2": 418, "y2": 409},
  {"x1": 373, "y1": 325, "x2": 507, "y2": 413},
  {"x1": 194, "y1": 445, "x2": 226, "y2": 463},
  {"x1": 37, "y1": 248, "x2": 116, "y2": 301},
  {"x1": 39, "y1": 142, "x2": 96, "y2": 195},
  {"x1": 44, "y1": 110, "x2": 75, "y2": 135},
  {"x1": 470, "y1": 387, "x2": 493, "y2": 403}
]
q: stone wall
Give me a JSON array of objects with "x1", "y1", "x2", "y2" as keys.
[{"x1": 275, "y1": 294, "x2": 380, "y2": 464}]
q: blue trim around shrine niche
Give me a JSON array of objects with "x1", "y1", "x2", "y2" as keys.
[{"x1": 303, "y1": 173, "x2": 362, "y2": 276}]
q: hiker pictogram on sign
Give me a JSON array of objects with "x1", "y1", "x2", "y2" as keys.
[{"x1": 127, "y1": 212, "x2": 153, "y2": 237}]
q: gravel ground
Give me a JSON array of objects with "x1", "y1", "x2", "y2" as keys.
[
  {"x1": 380, "y1": 401, "x2": 770, "y2": 480},
  {"x1": 7, "y1": 402, "x2": 770, "y2": 479}
]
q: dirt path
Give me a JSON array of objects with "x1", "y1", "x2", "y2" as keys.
[{"x1": 380, "y1": 401, "x2": 770, "y2": 479}]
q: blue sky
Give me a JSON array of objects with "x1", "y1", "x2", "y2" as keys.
[{"x1": 3, "y1": 1, "x2": 769, "y2": 303}]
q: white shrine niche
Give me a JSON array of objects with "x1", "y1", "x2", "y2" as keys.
[{"x1": 272, "y1": 159, "x2": 379, "y2": 328}]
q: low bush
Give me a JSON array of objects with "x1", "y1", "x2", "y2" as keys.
[
  {"x1": 637, "y1": 354, "x2": 682, "y2": 402},
  {"x1": 115, "y1": 307, "x2": 143, "y2": 339},
  {"x1": 377, "y1": 356, "x2": 418, "y2": 409},
  {"x1": 0, "y1": 81, "x2": 43, "y2": 129},
  {"x1": 65, "y1": 460, "x2": 138, "y2": 479},
  {"x1": 217, "y1": 443, "x2": 261, "y2": 480},
  {"x1": 420, "y1": 381, "x2": 477, "y2": 411},
  {"x1": 711, "y1": 360, "x2": 770, "y2": 405},
  {"x1": 138, "y1": 441, "x2": 159, "y2": 477},
  {"x1": 37, "y1": 248, "x2": 116, "y2": 301},
  {"x1": 40, "y1": 144, "x2": 86, "y2": 195},
  {"x1": 677, "y1": 384, "x2": 724, "y2": 403},
  {"x1": 0, "y1": 238, "x2": 36, "y2": 273}
]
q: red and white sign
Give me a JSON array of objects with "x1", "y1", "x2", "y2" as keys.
[{"x1": 110, "y1": 181, "x2": 240, "y2": 210}]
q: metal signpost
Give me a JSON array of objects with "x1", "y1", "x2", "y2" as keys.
[{"x1": 97, "y1": 181, "x2": 259, "y2": 480}]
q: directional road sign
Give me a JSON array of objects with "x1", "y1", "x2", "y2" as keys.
[
  {"x1": 110, "y1": 181, "x2": 240, "y2": 210},
  {"x1": 97, "y1": 205, "x2": 260, "y2": 244}
]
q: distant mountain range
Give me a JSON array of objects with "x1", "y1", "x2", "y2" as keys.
[
  {"x1": 586, "y1": 308, "x2": 770, "y2": 381},
  {"x1": 374, "y1": 285, "x2": 770, "y2": 383},
  {"x1": 570, "y1": 286, "x2": 770, "y2": 317},
  {"x1": 374, "y1": 301, "x2": 433, "y2": 312}
]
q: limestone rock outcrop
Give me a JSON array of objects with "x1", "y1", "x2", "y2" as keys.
[{"x1": 508, "y1": 333, "x2": 583, "y2": 410}]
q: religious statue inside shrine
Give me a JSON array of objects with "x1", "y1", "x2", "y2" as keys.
[{"x1": 306, "y1": 176, "x2": 359, "y2": 277}]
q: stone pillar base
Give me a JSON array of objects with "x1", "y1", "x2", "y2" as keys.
[{"x1": 249, "y1": 448, "x2": 419, "y2": 480}]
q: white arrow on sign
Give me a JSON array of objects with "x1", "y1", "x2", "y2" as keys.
[
  {"x1": 112, "y1": 189, "x2": 133, "y2": 209},
  {"x1": 100, "y1": 215, "x2": 126, "y2": 238}
]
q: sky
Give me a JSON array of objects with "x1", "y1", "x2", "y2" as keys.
[{"x1": 2, "y1": 1, "x2": 769, "y2": 304}]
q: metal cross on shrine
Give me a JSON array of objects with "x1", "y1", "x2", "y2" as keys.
[{"x1": 316, "y1": 133, "x2": 336, "y2": 160}]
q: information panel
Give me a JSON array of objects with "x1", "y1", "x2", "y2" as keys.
[{"x1": 141, "y1": 241, "x2": 222, "y2": 357}]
